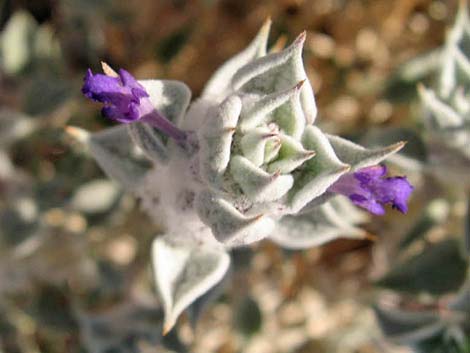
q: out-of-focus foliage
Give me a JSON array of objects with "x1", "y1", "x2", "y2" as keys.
[
  {"x1": 373, "y1": 3, "x2": 470, "y2": 352},
  {"x1": 0, "y1": 0, "x2": 467, "y2": 352}
]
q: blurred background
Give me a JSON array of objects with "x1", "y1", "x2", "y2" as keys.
[{"x1": 0, "y1": 0, "x2": 468, "y2": 352}]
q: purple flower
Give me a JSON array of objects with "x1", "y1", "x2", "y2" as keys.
[
  {"x1": 328, "y1": 165, "x2": 414, "y2": 215},
  {"x1": 82, "y1": 68, "x2": 151, "y2": 123},
  {"x1": 82, "y1": 68, "x2": 187, "y2": 142}
]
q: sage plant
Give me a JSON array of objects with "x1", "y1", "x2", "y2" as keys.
[
  {"x1": 76, "y1": 21, "x2": 413, "y2": 333},
  {"x1": 374, "y1": 4, "x2": 470, "y2": 352},
  {"x1": 417, "y1": 2, "x2": 470, "y2": 185}
]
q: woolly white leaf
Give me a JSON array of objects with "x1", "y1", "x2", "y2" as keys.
[
  {"x1": 328, "y1": 195, "x2": 369, "y2": 224},
  {"x1": 439, "y1": 48, "x2": 457, "y2": 98},
  {"x1": 87, "y1": 125, "x2": 152, "y2": 191},
  {"x1": 187, "y1": 268, "x2": 230, "y2": 329},
  {"x1": 326, "y1": 134, "x2": 405, "y2": 171},
  {"x1": 232, "y1": 32, "x2": 317, "y2": 124},
  {"x1": 139, "y1": 80, "x2": 191, "y2": 127},
  {"x1": 439, "y1": 1, "x2": 470, "y2": 97},
  {"x1": 230, "y1": 155, "x2": 294, "y2": 203},
  {"x1": 127, "y1": 122, "x2": 168, "y2": 163},
  {"x1": 289, "y1": 126, "x2": 349, "y2": 213},
  {"x1": 196, "y1": 190, "x2": 275, "y2": 246},
  {"x1": 239, "y1": 81, "x2": 305, "y2": 134},
  {"x1": 264, "y1": 137, "x2": 283, "y2": 163},
  {"x1": 240, "y1": 127, "x2": 279, "y2": 166},
  {"x1": 198, "y1": 95, "x2": 241, "y2": 184},
  {"x1": 453, "y1": 46, "x2": 470, "y2": 81},
  {"x1": 272, "y1": 82, "x2": 306, "y2": 140},
  {"x1": 202, "y1": 19, "x2": 271, "y2": 100},
  {"x1": 267, "y1": 133, "x2": 315, "y2": 174},
  {"x1": 152, "y1": 236, "x2": 230, "y2": 334},
  {"x1": 271, "y1": 199, "x2": 366, "y2": 249},
  {"x1": 182, "y1": 98, "x2": 214, "y2": 131},
  {"x1": 419, "y1": 86, "x2": 464, "y2": 128}
]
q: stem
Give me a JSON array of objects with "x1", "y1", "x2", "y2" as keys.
[
  {"x1": 142, "y1": 110, "x2": 198, "y2": 155},
  {"x1": 142, "y1": 110, "x2": 187, "y2": 143}
]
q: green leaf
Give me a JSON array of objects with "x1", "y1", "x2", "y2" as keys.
[
  {"x1": 377, "y1": 240, "x2": 467, "y2": 295},
  {"x1": 234, "y1": 296, "x2": 262, "y2": 337}
]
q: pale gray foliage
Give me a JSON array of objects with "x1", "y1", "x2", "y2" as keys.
[
  {"x1": 417, "y1": 2, "x2": 470, "y2": 182},
  {"x1": 79, "y1": 23, "x2": 406, "y2": 332}
]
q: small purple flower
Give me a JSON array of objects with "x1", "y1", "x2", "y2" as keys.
[
  {"x1": 82, "y1": 68, "x2": 187, "y2": 142},
  {"x1": 328, "y1": 165, "x2": 414, "y2": 215}
]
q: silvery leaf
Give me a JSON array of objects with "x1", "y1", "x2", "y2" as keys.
[
  {"x1": 139, "y1": 80, "x2": 191, "y2": 127},
  {"x1": 328, "y1": 195, "x2": 369, "y2": 224},
  {"x1": 202, "y1": 19, "x2": 271, "y2": 100},
  {"x1": 85, "y1": 125, "x2": 152, "y2": 191},
  {"x1": 230, "y1": 155, "x2": 294, "y2": 203},
  {"x1": 239, "y1": 81, "x2": 305, "y2": 136},
  {"x1": 232, "y1": 32, "x2": 317, "y2": 124},
  {"x1": 240, "y1": 127, "x2": 279, "y2": 166},
  {"x1": 419, "y1": 86, "x2": 464, "y2": 129},
  {"x1": 152, "y1": 236, "x2": 230, "y2": 334},
  {"x1": 326, "y1": 134, "x2": 405, "y2": 170},
  {"x1": 127, "y1": 122, "x2": 168, "y2": 163},
  {"x1": 187, "y1": 267, "x2": 231, "y2": 329},
  {"x1": 439, "y1": 1, "x2": 470, "y2": 97},
  {"x1": 198, "y1": 95, "x2": 241, "y2": 185},
  {"x1": 196, "y1": 190, "x2": 275, "y2": 246},
  {"x1": 439, "y1": 47, "x2": 458, "y2": 98},
  {"x1": 271, "y1": 199, "x2": 366, "y2": 249},
  {"x1": 267, "y1": 133, "x2": 315, "y2": 174},
  {"x1": 288, "y1": 126, "x2": 349, "y2": 213},
  {"x1": 453, "y1": 46, "x2": 470, "y2": 82}
]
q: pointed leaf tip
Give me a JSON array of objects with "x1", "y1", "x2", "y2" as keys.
[
  {"x1": 152, "y1": 237, "x2": 230, "y2": 335},
  {"x1": 260, "y1": 17, "x2": 272, "y2": 35},
  {"x1": 64, "y1": 126, "x2": 90, "y2": 143},
  {"x1": 101, "y1": 62, "x2": 118, "y2": 77},
  {"x1": 295, "y1": 79, "x2": 306, "y2": 90},
  {"x1": 162, "y1": 323, "x2": 172, "y2": 336},
  {"x1": 295, "y1": 31, "x2": 307, "y2": 45}
]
